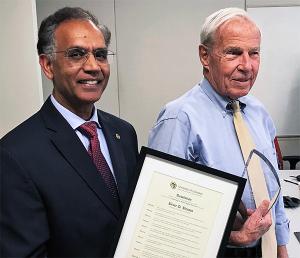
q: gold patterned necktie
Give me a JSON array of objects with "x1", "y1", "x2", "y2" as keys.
[{"x1": 231, "y1": 100, "x2": 277, "y2": 258}]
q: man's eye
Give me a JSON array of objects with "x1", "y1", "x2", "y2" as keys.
[
  {"x1": 223, "y1": 49, "x2": 243, "y2": 60},
  {"x1": 67, "y1": 49, "x2": 86, "y2": 59},
  {"x1": 225, "y1": 50, "x2": 241, "y2": 56},
  {"x1": 94, "y1": 50, "x2": 108, "y2": 60},
  {"x1": 250, "y1": 51, "x2": 260, "y2": 57}
]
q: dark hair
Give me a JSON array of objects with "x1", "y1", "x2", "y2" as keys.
[{"x1": 37, "y1": 7, "x2": 111, "y2": 55}]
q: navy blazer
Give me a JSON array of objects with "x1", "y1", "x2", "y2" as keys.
[{"x1": 0, "y1": 98, "x2": 138, "y2": 257}]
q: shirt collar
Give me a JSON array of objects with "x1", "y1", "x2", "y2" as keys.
[
  {"x1": 50, "y1": 95, "x2": 101, "y2": 129},
  {"x1": 201, "y1": 77, "x2": 246, "y2": 113}
]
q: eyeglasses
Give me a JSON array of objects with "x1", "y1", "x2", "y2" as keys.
[
  {"x1": 242, "y1": 149, "x2": 281, "y2": 214},
  {"x1": 52, "y1": 47, "x2": 115, "y2": 66}
]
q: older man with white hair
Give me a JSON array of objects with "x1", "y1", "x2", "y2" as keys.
[{"x1": 149, "y1": 7, "x2": 289, "y2": 258}]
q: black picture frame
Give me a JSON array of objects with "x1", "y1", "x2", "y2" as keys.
[{"x1": 110, "y1": 146, "x2": 246, "y2": 258}]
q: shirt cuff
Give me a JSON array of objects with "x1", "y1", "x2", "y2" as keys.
[{"x1": 276, "y1": 218, "x2": 290, "y2": 245}]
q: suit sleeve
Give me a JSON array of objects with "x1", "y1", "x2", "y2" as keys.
[
  {"x1": 129, "y1": 123, "x2": 139, "y2": 160},
  {"x1": 0, "y1": 147, "x2": 48, "y2": 257}
]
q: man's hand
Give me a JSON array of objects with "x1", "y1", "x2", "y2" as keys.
[{"x1": 230, "y1": 200, "x2": 272, "y2": 245}]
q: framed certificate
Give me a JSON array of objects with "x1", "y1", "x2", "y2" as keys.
[{"x1": 111, "y1": 147, "x2": 246, "y2": 258}]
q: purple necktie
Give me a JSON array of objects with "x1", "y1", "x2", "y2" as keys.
[{"x1": 79, "y1": 122, "x2": 119, "y2": 200}]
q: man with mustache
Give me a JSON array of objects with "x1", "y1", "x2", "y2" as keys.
[
  {"x1": 0, "y1": 7, "x2": 138, "y2": 257},
  {"x1": 149, "y1": 8, "x2": 289, "y2": 258}
]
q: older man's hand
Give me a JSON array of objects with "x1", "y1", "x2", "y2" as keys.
[{"x1": 229, "y1": 200, "x2": 272, "y2": 245}]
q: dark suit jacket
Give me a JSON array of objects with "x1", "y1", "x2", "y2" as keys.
[{"x1": 0, "y1": 98, "x2": 138, "y2": 257}]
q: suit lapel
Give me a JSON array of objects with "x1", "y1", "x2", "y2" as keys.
[
  {"x1": 97, "y1": 110, "x2": 128, "y2": 205},
  {"x1": 40, "y1": 99, "x2": 120, "y2": 218}
]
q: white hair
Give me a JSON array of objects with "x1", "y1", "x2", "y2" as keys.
[{"x1": 200, "y1": 7, "x2": 257, "y2": 47}]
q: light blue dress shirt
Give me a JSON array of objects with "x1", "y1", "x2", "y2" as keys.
[
  {"x1": 50, "y1": 95, "x2": 115, "y2": 177},
  {"x1": 148, "y1": 78, "x2": 289, "y2": 245}
]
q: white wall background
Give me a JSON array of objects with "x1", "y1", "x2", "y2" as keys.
[
  {"x1": 248, "y1": 6, "x2": 300, "y2": 136},
  {"x1": 0, "y1": 0, "x2": 43, "y2": 137},
  {"x1": 1, "y1": 0, "x2": 299, "y2": 157},
  {"x1": 114, "y1": 0, "x2": 243, "y2": 146},
  {"x1": 35, "y1": 0, "x2": 243, "y2": 147}
]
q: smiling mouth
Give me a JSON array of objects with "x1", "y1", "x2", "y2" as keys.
[
  {"x1": 78, "y1": 80, "x2": 101, "y2": 85},
  {"x1": 233, "y1": 78, "x2": 251, "y2": 82}
]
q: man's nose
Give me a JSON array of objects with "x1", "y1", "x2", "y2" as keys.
[
  {"x1": 237, "y1": 53, "x2": 252, "y2": 72},
  {"x1": 83, "y1": 53, "x2": 101, "y2": 72}
]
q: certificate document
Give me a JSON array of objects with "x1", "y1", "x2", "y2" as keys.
[
  {"x1": 112, "y1": 147, "x2": 245, "y2": 258},
  {"x1": 128, "y1": 172, "x2": 222, "y2": 257}
]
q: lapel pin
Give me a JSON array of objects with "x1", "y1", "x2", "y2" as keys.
[{"x1": 115, "y1": 133, "x2": 121, "y2": 140}]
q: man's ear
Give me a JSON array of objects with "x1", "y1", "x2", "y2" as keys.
[
  {"x1": 199, "y1": 44, "x2": 210, "y2": 72},
  {"x1": 39, "y1": 54, "x2": 54, "y2": 80}
]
